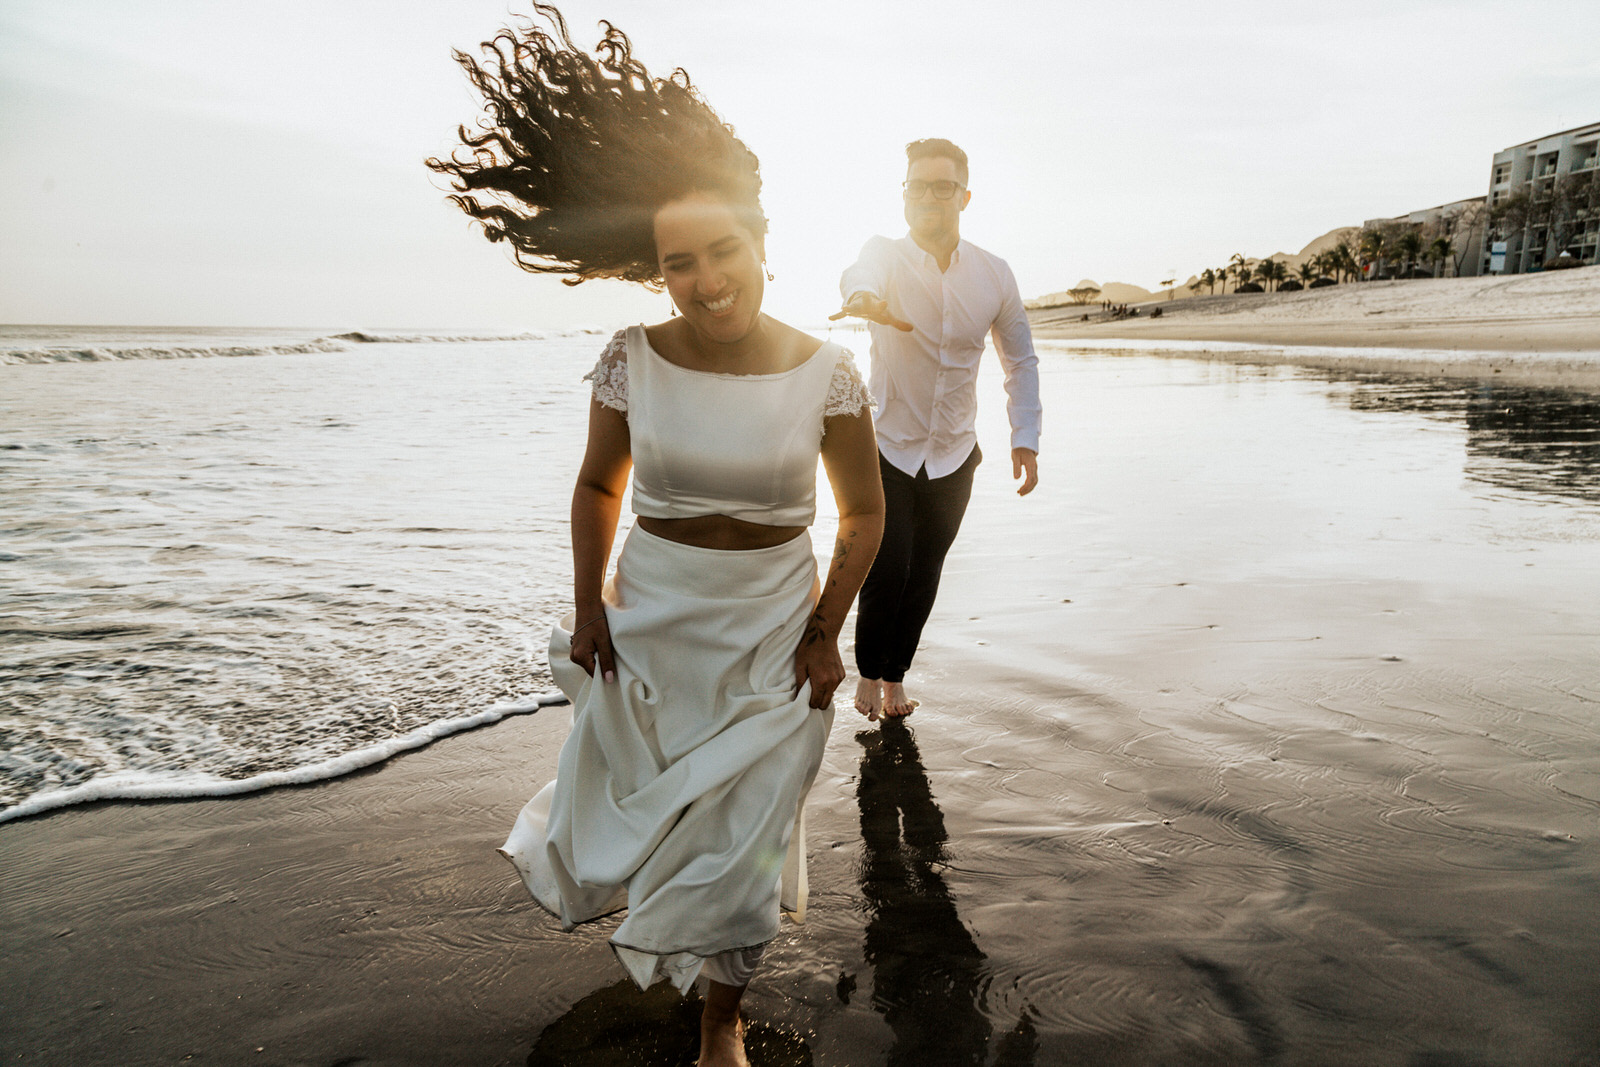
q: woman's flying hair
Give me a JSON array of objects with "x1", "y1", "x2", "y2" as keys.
[{"x1": 426, "y1": 3, "x2": 765, "y2": 287}]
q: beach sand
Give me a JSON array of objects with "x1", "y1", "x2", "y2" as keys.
[
  {"x1": 5, "y1": 351, "x2": 1600, "y2": 1065},
  {"x1": 1031, "y1": 269, "x2": 1600, "y2": 391}
]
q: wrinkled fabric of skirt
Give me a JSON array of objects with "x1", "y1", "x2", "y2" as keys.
[{"x1": 500, "y1": 525, "x2": 833, "y2": 993}]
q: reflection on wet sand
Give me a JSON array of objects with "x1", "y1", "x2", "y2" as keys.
[
  {"x1": 855, "y1": 723, "x2": 1038, "y2": 1066},
  {"x1": 1338, "y1": 376, "x2": 1600, "y2": 503}
]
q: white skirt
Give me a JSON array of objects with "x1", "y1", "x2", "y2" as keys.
[{"x1": 500, "y1": 525, "x2": 833, "y2": 993}]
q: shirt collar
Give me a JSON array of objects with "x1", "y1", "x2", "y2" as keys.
[{"x1": 903, "y1": 234, "x2": 967, "y2": 269}]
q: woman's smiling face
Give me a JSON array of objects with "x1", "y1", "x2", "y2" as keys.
[{"x1": 654, "y1": 192, "x2": 766, "y2": 345}]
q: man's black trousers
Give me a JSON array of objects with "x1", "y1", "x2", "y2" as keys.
[{"x1": 853, "y1": 444, "x2": 980, "y2": 683}]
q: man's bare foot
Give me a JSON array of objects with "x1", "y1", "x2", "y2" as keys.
[
  {"x1": 882, "y1": 681, "x2": 919, "y2": 719},
  {"x1": 698, "y1": 1007, "x2": 747, "y2": 1067},
  {"x1": 854, "y1": 676, "x2": 884, "y2": 722}
]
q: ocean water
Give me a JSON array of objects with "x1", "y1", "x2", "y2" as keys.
[
  {"x1": 0, "y1": 326, "x2": 612, "y2": 821},
  {"x1": 3, "y1": 329, "x2": 1598, "y2": 827},
  {"x1": 4, "y1": 329, "x2": 1600, "y2": 1061}
]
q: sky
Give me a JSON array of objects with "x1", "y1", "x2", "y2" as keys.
[{"x1": 1, "y1": 0, "x2": 1597, "y2": 330}]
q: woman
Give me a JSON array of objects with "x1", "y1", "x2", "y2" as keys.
[{"x1": 427, "y1": 7, "x2": 884, "y2": 1064}]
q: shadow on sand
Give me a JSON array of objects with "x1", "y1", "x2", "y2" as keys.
[{"x1": 855, "y1": 722, "x2": 1038, "y2": 1066}]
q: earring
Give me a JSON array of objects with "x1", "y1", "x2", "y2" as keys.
[{"x1": 766, "y1": 267, "x2": 775, "y2": 282}]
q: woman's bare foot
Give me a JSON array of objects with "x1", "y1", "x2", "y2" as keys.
[
  {"x1": 854, "y1": 676, "x2": 884, "y2": 721},
  {"x1": 882, "y1": 681, "x2": 919, "y2": 719},
  {"x1": 699, "y1": 981, "x2": 748, "y2": 1067}
]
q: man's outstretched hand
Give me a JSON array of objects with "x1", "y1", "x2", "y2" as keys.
[
  {"x1": 829, "y1": 292, "x2": 914, "y2": 332},
  {"x1": 1012, "y1": 447, "x2": 1038, "y2": 496}
]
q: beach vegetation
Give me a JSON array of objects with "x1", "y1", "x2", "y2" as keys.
[
  {"x1": 1254, "y1": 257, "x2": 1289, "y2": 291},
  {"x1": 1357, "y1": 226, "x2": 1388, "y2": 279},
  {"x1": 1423, "y1": 236, "x2": 1454, "y2": 278},
  {"x1": 1324, "y1": 242, "x2": 1358, "y2": 283},
  {"x1": 1417, "y1": 200, "x2": 1486, "y2": 278},
  {"x1": 1490, "y1": 190, "x2": 1531, "y2": 240},
  {"x1": 1392, "y1": 228, "x2": 1424, "y2": 277},
  {"x1": 1159, "y1": 207, "x2": 1491, "y2": 302},
  {"x1": 1356, "y1": 220, "x2": 1423, "y2": 281},
  {"x1": 1228, "y1": 253, "x2": 1250, "y2": 293},
  {"x1": 1532, "y1": 171, "x2": 1600, "y2": 264}
]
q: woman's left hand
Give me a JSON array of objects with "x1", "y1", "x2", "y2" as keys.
[{"x1": 793, "y1": 622, "x2": 844, "y2": 709}]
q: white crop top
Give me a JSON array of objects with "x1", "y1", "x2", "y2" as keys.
[{"x1": 585, "y1": 326, "x2": 873, "y2": 527}]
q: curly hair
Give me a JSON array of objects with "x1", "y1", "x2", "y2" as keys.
[{"x1": 425, "y1": 3, "x2": 766, "y2": 287}]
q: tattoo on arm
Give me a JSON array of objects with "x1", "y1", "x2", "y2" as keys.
[{"x1": 827, "y1": 529, "x2": 857, "y2": 591}]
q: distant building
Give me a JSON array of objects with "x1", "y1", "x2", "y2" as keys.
[
  {"x1": 1484, "y1": 121, "x2": 1600, "y2": 273},
  {"x1": 1362, "y1": 197, "x2": 1486, "y2": 278}
]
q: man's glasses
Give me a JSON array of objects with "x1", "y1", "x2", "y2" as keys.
[{"x1": 902, "y1": 179, "x2": 964, "y2": 200}]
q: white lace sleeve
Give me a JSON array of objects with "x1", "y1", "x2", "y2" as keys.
[
  {"x1": 583, "y1": 329, "x2": 629, "y2": 416},
  {"x1": 823, "y1": 347, "x2": 873, "y2": 419}
]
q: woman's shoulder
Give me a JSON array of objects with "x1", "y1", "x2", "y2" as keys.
[
  {"x1": 584, "y1": 328, "x2": 634, "y2": 414},
  {"x1": 823, "y1": 343, "x2": 872, "y2": 418}
]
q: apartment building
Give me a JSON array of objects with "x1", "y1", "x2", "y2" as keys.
[
  {"x1": 1362, "y1": 196, "x2": 1486, "y2": 278},
  {"x1": 1485, "y1": 121, "x2": 1600, "y2": 273}
]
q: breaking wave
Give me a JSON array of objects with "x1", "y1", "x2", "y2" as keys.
[
  {"x1": 0, "y1": 691, "x2": 567, "y2": 824},
  {"x1": 1, "y1": 328, "x2": 605, "y2": 366}
]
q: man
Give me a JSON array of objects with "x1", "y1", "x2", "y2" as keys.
[{"x1": 833, "y1": 138, "x2": 1042, "y2": 722}]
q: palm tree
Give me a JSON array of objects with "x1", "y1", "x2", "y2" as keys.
[
  {"x1": 1228, "y1": 253, "x2": 1249, "y2": 293},
  {"x1": 1254, "y1": 258, "x2": 1288, "y2": 291},
  {"x1": 1423, "y1": 236, "x2": 1453, "y2": 278},
  {"x1": 1357, "y1": 229, "x2": 1386, "y2": 280},
  {"x1": 1329, "y1": 241, "x2": 1358, "y2": 283},
  {"x1": 1200, "y1": 267, "x2": 1218, "y2": 295},
  {"x1": 1297, "y1": 260, "x2": 1318, "y2": 286},
  {"x1": 1392, "y1": 228, "x2": 1424, "y2": 277}
]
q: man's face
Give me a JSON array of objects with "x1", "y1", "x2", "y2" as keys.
[{"x1": 902, "y1": 156, "x2": 970, "y2": 242}]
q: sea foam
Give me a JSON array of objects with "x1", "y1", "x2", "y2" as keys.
[{"x1": 0, "y1": 690, "x2": 567, "y2": 825}]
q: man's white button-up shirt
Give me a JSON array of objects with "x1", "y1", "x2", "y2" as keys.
[{"x1": 840, "y1": 234, "x2": 1042, "y2": 479}]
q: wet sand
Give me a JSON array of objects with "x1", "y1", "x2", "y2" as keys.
[
  {"x1": 5, "y1": 353, "x2": 1600, "y2": 1065},
  {"x1": 1031, "y1": 270, "x2": 1600, "y2": 392}
]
